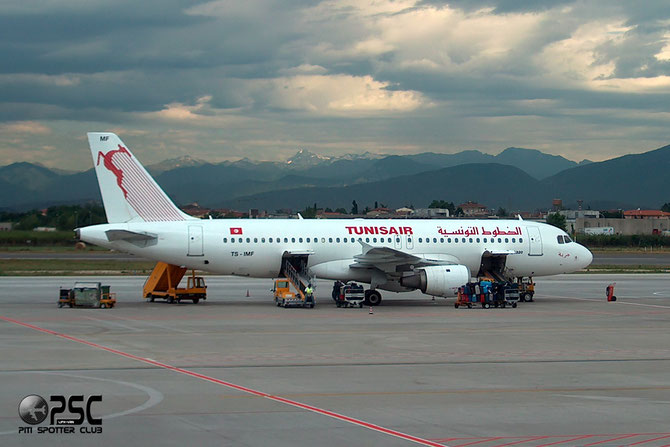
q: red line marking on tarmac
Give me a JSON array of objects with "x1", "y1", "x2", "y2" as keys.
[
  {"x1": 627, "y1": 435, "x2": 670, "y2": 445},
  {"x1": 492, "y1": 437, "x2": 549, "y2": 446},
  {"x1": 535, "y1": 435, "x2": 594, "y2": 446},
  {"x1": 452, "y1": 437, "x2": 504, "y2": 446},
  {"x1": 582, "y1": 434, "x2": 640, "y2": 446},
  {"x1": 0, "y1": 315, "x2": 446, "y2": 447}
]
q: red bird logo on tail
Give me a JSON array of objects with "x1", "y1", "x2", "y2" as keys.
[{"x1": 97, "y1": 145, "x2": 131, "y2": 198}]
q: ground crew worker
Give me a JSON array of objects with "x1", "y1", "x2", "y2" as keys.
[{"x1": 305, "y1": 283, "x2": 314, "y2": 298}]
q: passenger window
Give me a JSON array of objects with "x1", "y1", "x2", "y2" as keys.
[
  {"x1": 284, "y1": 238, "x2": 288, "y2": 243},
  {"x1": 254, "y1": 238, "x2": 258, "y2": 243},
  {"x1": 512, "y1": 238, "x2": 515, "y2": 243},
  {"x1": 497, "y1": 238, "x2": 501, "y2": 243},
  {"x1": 223, "y1": 238, "x2": 227, "y2": 243},
  {"x1": 372, "y1": 238, "x2": 377, "y2": 243},
  {"x1": 396, "y1": 237, "x2": 401, "y2": 244},
  {"x1": 336, "y1": 237, "x2": 340, "y2": 243},
  {"x1": 269, "y1": 238, "x2": 273, "y2": 243},
  {"x1": 454, "y1": 238, "x2": 458, "y2": 243},
  {"x1": 292, "y1": 237, "x2": 296, "y2": 243},
  {"x1": 321, "y1": 238, "x2": 326, "y2": 243},
  {"x1": 238, "y1": 238, "x2": 242, "y2": 243},
  {"x1": 440, "y1": 238, "x2": 444, "y2": 243},
  {"x1": 557, "y1": 235, "x2": 564, "y2": 244},
  {"x1": 418, "y1": 237, "x2": 423, "y2": 243},
  {"x1": 261, "y1": 238, "x2": 265, "y2": 243},
  {"x1": 483, "y1": 238, "x2": 487, "y2": 243},
  {"x1": 365, "y1": 237, "x2": 370, "y2": 243},
  {"x1": 447, "y1": 238, "x2": 451, "y2": 243},
  {"x1": 329, "y1": 237, "x2": 333, "y2": 243},
  {"x1": 246, "y1": 238, "x2": 250, "y2": 243},
  {"x1": 519, "y1": 238, "x2": 523, "y2": 243},
  {"x1": 462, "y1": 238, "x2": 466, "y2": 243},
  {"x1": 433, "y1": 238, "x2": 437, "y2": 243},
  {"x1": 468, "y1": 238, "x2": 473, "y2": 243},
  {"x1": 299, "y1": 237, "x2": 303, "y2": 243},
  {"x1": 343, "y1": 238, "x2": 347, "y2": 243},
  {"x1": 505, "y1": 238, "x2": 509, "y2": 243}
]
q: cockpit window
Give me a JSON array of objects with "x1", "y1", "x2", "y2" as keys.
[
  {"x1": 557, "y1": 235, "x2": 564, "y2": 244},
  {"x1": 564, "y1": 235, "x2": 572, "y2": 243}
]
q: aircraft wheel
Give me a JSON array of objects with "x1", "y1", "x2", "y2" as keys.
[
  {"x1": 365, "y1": 290, "x2": 382, "y2": 306},
  {"x1": 454, "y1": 303, "x2": 459, "y2": 308},
  {"x1": 167, "y1": 296, "x2": 174, "y2": 304},
  {"x1": 193, "y1": 298, "x2": 199, "y2": 304},
  {"x1": 483, "y1": 303, "x2": 490, "y2": 309},
  {"x1": 100, "y1": 303, "x2": 106, "y2": 309},
  {"x1": 467, "y1": 303, "x2": 472, "y2": 308},
  {"x1": 149, "y1": 295, "x2": 155, "y2": 302},
  {"x1": 512, "y1": 302, "x2": 517, "y2": 308}
]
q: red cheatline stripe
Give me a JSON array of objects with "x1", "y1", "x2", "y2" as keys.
[
  {"x1": 582, "y1": 434, "x2": 639, "y2": 446},
  {"x1": 114, "y1": 154, "x2": 165, "y2": 220},
  {"x1": 115, "y1": 154, "x2": 183, "y2": 221},
  {"x1": 535, "y1": 435, "x2": 594, "y2": 446},
  {"x1": 121, "y1": 155, "x2": 179, "y2": 221},
  {"x1": 627, "y1": 435, "x2": 670, "y2": 446},
  {"x1": 0, "y1": 316, "x2": 446, "y2": 447}
]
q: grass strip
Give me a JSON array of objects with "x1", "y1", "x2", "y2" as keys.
[{"x1": 0, "y1": 259, "x2": 156, "y2": 276}]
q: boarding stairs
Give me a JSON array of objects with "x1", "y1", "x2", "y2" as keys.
[{"x1": 281, "y1": 259, "x2": 313, "y2": 299}]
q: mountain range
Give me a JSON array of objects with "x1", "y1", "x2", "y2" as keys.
[{"x1": 0, "y1": 145, "x2": 667, "y2": 213}]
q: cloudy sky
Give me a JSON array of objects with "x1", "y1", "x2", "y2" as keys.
[{"x1": 1, "y1": 0, "x2": 669, "y2": 170}]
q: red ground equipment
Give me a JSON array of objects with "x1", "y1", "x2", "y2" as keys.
[{"x1": 606, "y1": 283, "x2": 617, "y2": 301}]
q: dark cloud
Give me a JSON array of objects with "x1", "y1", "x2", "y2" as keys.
[{"x1": 1, "y1": 0, "x2": 670, "y2": 168}]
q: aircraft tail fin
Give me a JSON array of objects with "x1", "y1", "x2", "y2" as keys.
[{"x1": 87, "y1": 132, "x2": 196, "y2": 223}]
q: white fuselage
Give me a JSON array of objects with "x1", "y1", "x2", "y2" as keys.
[{"x1": 79, "y1": 218, "x2": 593, "y2": 292}]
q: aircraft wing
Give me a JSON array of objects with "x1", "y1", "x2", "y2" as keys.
[
  {"x1": 350, "y1": 242, "x2": 459, "y2": 273},
  {"x1": 105, "y1": 229, "x2": 157, "y2": 242}
]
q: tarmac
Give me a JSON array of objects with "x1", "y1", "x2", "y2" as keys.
[{"x1": 1, "y1": 274, "x2": 670, "y2": 446}]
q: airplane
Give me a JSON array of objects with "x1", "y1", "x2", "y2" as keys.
[
  {"x1": 26, "y1": 404, "x2": 47, "y2": 422},
  {"x1": 77, "y1": 132, "x2": 593, "y2": 305}
]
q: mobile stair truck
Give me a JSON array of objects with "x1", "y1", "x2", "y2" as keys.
[
  {"x1": 273, "y1": 260, "x2": 315, "y2": 308},
  {"x1": 143, "y1": 262, "x2": 207, "y2": 304}
]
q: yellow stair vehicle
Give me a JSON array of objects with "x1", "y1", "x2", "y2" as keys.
[{"x1": 143, "y1": 262, "x2": 207, "y2": 304}]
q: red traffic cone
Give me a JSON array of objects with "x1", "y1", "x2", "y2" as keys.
[{"x1": 368, "y1": 306, "x2": 373, "y2": 315}]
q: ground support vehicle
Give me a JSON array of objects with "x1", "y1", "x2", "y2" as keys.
[
  {"x1": 491, "y1": 282, "x2": 519, "y2": 308},
  {"x1": 455, "y1": 287, "x2": 475, "y2": 308},
  {"x1": 58, "y1": 282, "x2": 116, "y2": 308},
  {"x1": 334, "y1": 282, "x2": 365, "y2": 308},
  {"x1": 517, "y1": 277, "x2": 535, "y2": 302},
  {"x1": 273, "y1": 278, "x2": 315, "y2": 308},
  {"x1": 143, "y1": 262, "x2": 207, "y2": 304}
]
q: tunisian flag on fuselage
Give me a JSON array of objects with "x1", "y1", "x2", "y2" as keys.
[{"x1": 230, "y1": 227, "x2": 243, "y2": 235}]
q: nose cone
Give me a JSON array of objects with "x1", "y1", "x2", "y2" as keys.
[{"x1": 578, "y1": 244, "x2": 593, "y2": 269}]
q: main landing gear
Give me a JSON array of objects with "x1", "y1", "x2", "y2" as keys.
[{"x1": 364, "y1": 289, "x2": 382, "y2": 306}]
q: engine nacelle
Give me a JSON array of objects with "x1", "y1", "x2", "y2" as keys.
[{"x1": 400, "y1": 265, "x2": 470, "y2": 297}]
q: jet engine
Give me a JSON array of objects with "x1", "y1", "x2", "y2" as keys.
[{"x1": 400, "y1": 265, "x2": 470, "y2": 297}]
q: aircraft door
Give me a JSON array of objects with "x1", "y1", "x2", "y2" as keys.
[
  {"x1": 527, "y1": 226, "x2": 543, "y2": 256},
  {"x1": 188, "y1": 225, "x2": 204, "y2": 256},
  {"x1": 406, "y1": 235, "x2": 414, "y2": 250}
]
